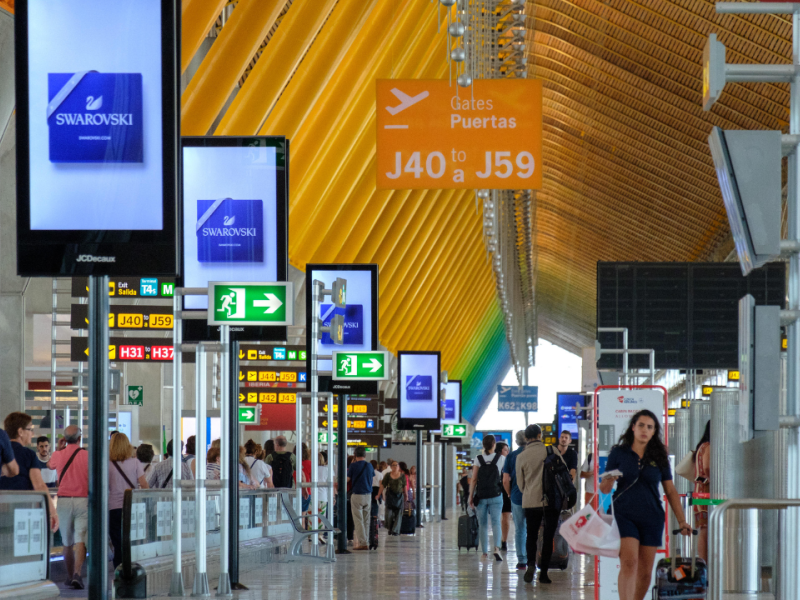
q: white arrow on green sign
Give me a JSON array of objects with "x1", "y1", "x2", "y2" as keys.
[
  {"x1": 331, "y1": 351, "x2": 389, "y2": 381},
  {"x1": 442, "y1": 423, "x2": 467, "y2": 437},
  {"x1": 208, "y1": 282, "x2": 294, "y2": 326},
  {"x1": 318, "y1": 432, "x2": 339, "y2": 444},
  {"x1": 238, "y1": 406, "x2": 259, "y2": 424}
]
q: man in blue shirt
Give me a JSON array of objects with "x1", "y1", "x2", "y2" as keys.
[
  {"x1": 347, "y1": 447, "x2": 375, "y2": 550},
  {"x1": 0, "y1": 428, "x2": 19, "y2": 477},
  {"x1": 503, "y1": 430, "x2": 528, "y2": 569}
]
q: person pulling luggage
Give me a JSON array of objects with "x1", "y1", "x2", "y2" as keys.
[
  {"x1": 599, "y1": 410, "x2": 691, "y2": 600},
  {"x1": 469, "y1": 434, "x2": 506, "y2": 562}
]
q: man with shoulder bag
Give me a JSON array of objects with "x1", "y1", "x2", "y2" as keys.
[{"x1": 47, "y1": 425, "x2": 89, "y2": 589}]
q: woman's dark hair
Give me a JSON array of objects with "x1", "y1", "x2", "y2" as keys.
[
  {"x1": 185, "y1": 435, "x2": 196, "y2": 456},
  {"x1": 244, "y1": 439, "x2": 258, "y2": 455},
  {"x1": 482, "y1": 434, "x2": 496, "y2": 454},
  {"x1": 398, "y1": 461, "x2": 410, "y2": 476},
  {"x1": 495, "y1": 442, "x2": 507, "y2": 455},
  {"x1": 695, "y1": 420, "x2": 710, "y2": 453},
  {"x1": 616, "y1": 409, "x2": 669, "y2": 468},
  {"x1": 136, "y1": 443, "x2": 154, "y2": 465},
  {"x1": 4, "y1": 412, "x2": 32, "y2": 439},
  {"x1": 265, "y1": 439, "x2": 275, "y2": 456}
]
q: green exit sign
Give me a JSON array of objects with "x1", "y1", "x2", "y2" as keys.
[
  {"x1": 208, "y1": 282, "x2": 294, "y2": 326},
  {"x1": 331, "y1": 351, "x2": 389, "y2": 381},
  {"x1": 318, "y1": 432, "x2": 339, "y2": 444},
  {"x1": 442, "y1": 423, "x2": 467, "y2": 437},
  {"x1": 238, "y1": 406, "x2": 259, "y2": 424}
]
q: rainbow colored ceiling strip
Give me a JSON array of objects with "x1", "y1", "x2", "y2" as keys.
[{"x1": 452, "y1": 304, "x2": 511, "y2": 426}]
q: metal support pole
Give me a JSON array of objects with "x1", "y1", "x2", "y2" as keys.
[
  {"x1": 193, "y1": 346, "x2": 209, "y2": 596},
  {"x1": 216, "y1": 328, "x2": 232, "y2": 597},
  {"x1": 421, "y1": 442, "x2": 428, "y2": 523},
  {"x1": 228, "y1": 338, "x2": 243, "y2": 590},
  {"x1": 441, "y1": 440, "x2": 447, "y2": 520},
  {"x1": 416, "y1": 431, "x2": 423, "y2": 528},
  {"x1": 170, "y1": 293, "x2": 184, "y2": 597},
  {"x1": 87, "y1": 275, "x2": 109, "y2": 599},
  {"x1": 337, "y1": 394, "x2": 349, "y2": 553},
  {"x1": 50, "y1": 279, "x2": 57, "y2": 446},
  {"x1": 310, "y1": 281, "x2": 322, "y2": 548},
  {"x1": 295, "y1": 364, "x2": 303, "y2": 517}
]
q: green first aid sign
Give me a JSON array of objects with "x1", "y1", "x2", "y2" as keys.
[
  {"x1": 207, "y1": 282, "x2": 294, "y2": 326},
  {"x1": 442, "y1": 423, "x2": 467, "y2": 437},
  {"x1": 126, "y1": 385, "x2": 143, "y2": 406},
  {"x1": 238, "y1": 406, "x2": 259, "y2": 424},
  {"x1": 331, "y1": 351, "x2": 389, "y2": 381}
]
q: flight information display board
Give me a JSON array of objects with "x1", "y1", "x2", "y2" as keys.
[
  {"x1": 71, "y1": 304, "x2": 173, "y2": 331},
  {"x1": 15, "y1": 0, "x2": 179, "y2": 276},
  {"x1": 71, "y1": 337, "x2": 176, "y2": 362},
  {"x1": 71, "y1": 277, "x2": 175, "y2": 298}
]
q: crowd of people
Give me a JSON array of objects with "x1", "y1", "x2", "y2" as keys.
[{"x1": 0, "y1": 412, "x2": 318, "y2": 589}]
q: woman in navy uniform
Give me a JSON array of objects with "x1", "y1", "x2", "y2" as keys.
[{"x1": 599, "y1": 410, "x2": 691, "y2": 600}]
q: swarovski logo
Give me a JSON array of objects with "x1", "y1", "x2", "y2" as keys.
[
  {"x1": 201, "y1": 227, "x2": 258, "y2": 237},
  {"x1": 86, "y1": 95, "x2": 103, "y2": 110},
  {"x1": 223, "y1": 216, "x2": 236, "y2": 226},
  {"x1": 76, "y1": 254, "x2": 116, "y2": 263}
]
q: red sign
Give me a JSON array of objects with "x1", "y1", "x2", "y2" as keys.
[
  {"x1": 151, "y1": 345, "x2": 174, "y2": 360},
  {"x1": 119, "y1": 345, "x2": 144, "y2": 360}
]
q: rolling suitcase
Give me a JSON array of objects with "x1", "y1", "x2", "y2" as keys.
[
  {"x1": 536, "y1": 510, "x2": 571, "y2": 570},
  {"x1": 457, "y1": 512, "x2": 479, "y2": 551},
  {"x1": 400, "y1": 503, "x2": 417, "y2": 535},
  {"x1": 652, "y1": 528, "x2": 707, "y2": 600},
  {"x1": 369, "y1": 498, "x2": 379, "y2": 550}
]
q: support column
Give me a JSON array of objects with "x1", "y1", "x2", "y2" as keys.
[
  {"x1": 337, "y1": 394, "x2": 349, "y2": 553},
  {"x1": 216, "y1": 329, "x2": 232, "y2": 597},
  {"x1": 415, "y1": 431, "x2": 422, "y2": 528},
  {"x1": 192, "y1": 346, "x2": 209, "y2": 597},
  {"x1": 87, "y1": 276, "x2": 109, "y2": 599}
]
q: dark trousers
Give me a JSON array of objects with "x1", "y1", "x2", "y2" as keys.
[
  {"x1": 525, "y1": 507, "x2": 559, "y2": 573},
  {"x1": 109, "y1": 508, "x2": 123, "y2": 569},
  {"x1": 346, "y1": 495, "x2": 354, "y2": 541}
]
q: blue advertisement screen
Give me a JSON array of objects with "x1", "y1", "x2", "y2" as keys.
[
  {"x1": 182, "y1": 145, "x2": 279, "y2": 309},
  {"x1": 310, "y1": 268, "x2": 375, "y2": 373},
  {"x1": 27, "y1": 0, "x2": 165, "y2": 231},
  {"x1": 441, "y1": 380, "x2": 461, "y2": 425},
  {"x1": 557, "y1": 393, "x2": 584, "y2": 440},
  {"x1": 399, "y1": 353, "x2": 439, "y2": 421}
]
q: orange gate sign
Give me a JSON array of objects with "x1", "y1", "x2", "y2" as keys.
[{"x1": 376, "y1": 79, "x2": 542, "y2": 190}]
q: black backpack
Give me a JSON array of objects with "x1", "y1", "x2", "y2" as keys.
[
  {"x1": 542, "y1": 446, "x2": 577, "y2": 510},
  {"x1": 475, "y1": 454, "x2": 502, "y2": 500},
  {"x1": 271, "y1": 452, "x2": 293, "y2": 488}
]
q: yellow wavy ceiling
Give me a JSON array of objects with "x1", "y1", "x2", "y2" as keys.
[{"x1": 179, "y1": 0, "x2": 790, "y2": 420}]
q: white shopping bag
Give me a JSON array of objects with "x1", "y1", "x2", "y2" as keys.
[{"x1": 560, "y1": 497, "x2": 620, "y2": 558}]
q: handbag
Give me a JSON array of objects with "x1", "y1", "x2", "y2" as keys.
[
  {"x1": 560, "y1": 495, "x2": 621, "y2": 558},
  {"x1": 675, "y1": 451, "x2": 695, "y2": 482}
]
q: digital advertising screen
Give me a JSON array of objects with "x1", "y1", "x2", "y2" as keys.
[
  {"x1": 556, "y1": 392, "x2": 584, "y2": 441},
  {"x1": 181, "y1": 137, "x2": 288, "y2": 341},
  {"x1": 305, "y1": 264, "x2": 379, "y2": 394},
  {"x1": 15, "y1": 0, "x2": 178, "y2": 275},
  {"x1": 397, "y1": 351, "x2": 441, "y2": 431},
  {"x1": 435, "y1": 379, "x2": 462, "y2": 434}
]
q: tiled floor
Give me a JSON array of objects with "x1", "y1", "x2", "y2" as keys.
[{"x1": 188, "y1": 518, "x2": 596, "y2": 600}]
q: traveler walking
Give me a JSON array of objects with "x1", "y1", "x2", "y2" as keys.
[
  {"x1": 184, "y1": 435, "x2": 197, "y2": 477},
  {"x1": 266, "y1": 435, "x2": 295, "y2": 488},
  {"x1": 378, "y1": 460, "x2": 407, "y2": 536},
  {"x1": 600, "y1": 410, "x2": 691, "y2": 600},
  {"x1": 147, "y1": 439, "x2": 193, "y2": 488},
  {"x1": 244, "y1": 439, "x2": 273, "y2": 488},
  {"x1": 458, "y1": 468, "x2": 471, "y2": 511},
  {"x1": 36, "y1": 436, "x2": 57, "y2": 487},
  {"x1": 0, "y1": 413, "x2": 58, "y2": 531},
  {"x1": 318, "y1": 452, "x2": 333, "y2": 518},
  {"x1": 557, "y1": 431, "x2": 578, "y2": 480},
  {"x1": 374, "y1": 461, "x2": 387, "y2": 524},
  {"x1": 299, "y1": 443, "x2": 312, "y2": 512},
  {"x1": 496, "y1": 442, "x2": 512, "y2": 551},
  {"x1": 693, "y1": 421, "x2": 711, "y2": 562},
  {"x1": 469, "y1": 434, "x2": 505, "y2": 562},
  {"x1": 503, "y1": 430, "x2": 529, "y2": 569},
  {"x1": 0, "y1": 426, "x2": 18, "y2": 477},
  {"x1": 136, "y1": 444, "x2": 154, "y2": 475},
  {"x1": 580, "y1": 452, "x2": 597, "y2": 508},
  {"x1": 109, "y1": 432, "x2": 149, "y2": 569},
  {"x1": 48, "y1": 425, "x2": 88, "y2": 589},
  {"x1": 206, "y1": 447, "x2": 221, "y2": 479},
  {"x1": 347, "y1": 447, "x2": 375, "y2": 550},
  {"x1": 516, "y1": 424, "x2": 564, "y2": 584}
]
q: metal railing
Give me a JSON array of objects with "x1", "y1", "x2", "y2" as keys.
[
  {"x1": 0, "y1": 491, "x2": 51, "y2": 589},
  {"x1": 120, "y1": 486, "x2": 295, "y2": 582},
  {"x1": 708, "y1": 498, "x2": 800, "y2": 600}
]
